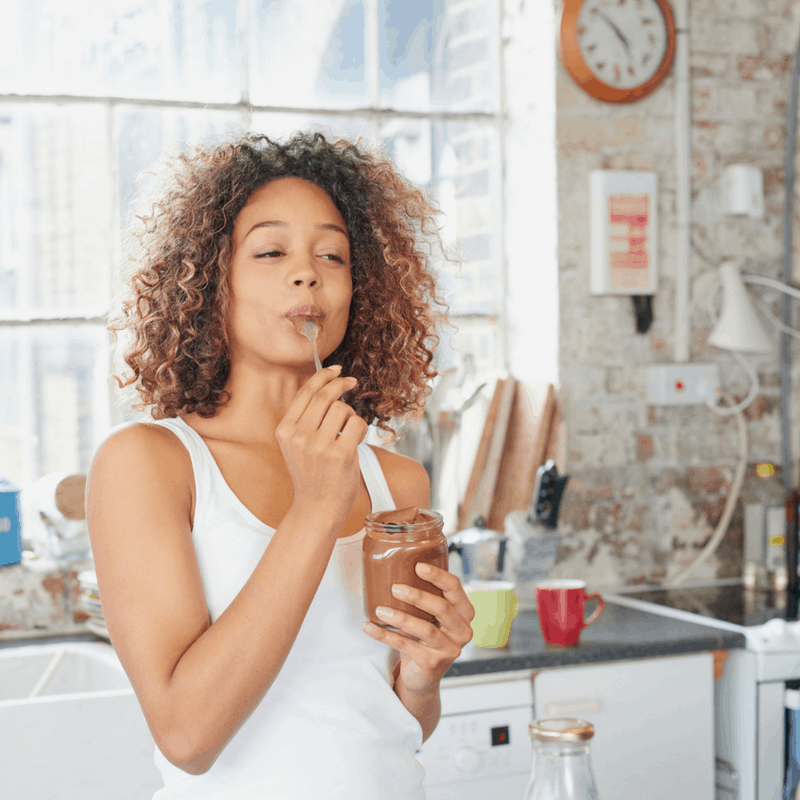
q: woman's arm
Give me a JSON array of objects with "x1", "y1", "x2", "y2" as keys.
[
  {"x1": 391, "y1": 656, "x2": 442, "y2": 743},
  {"x1": 86, "y1": 368, "x2": 364, "y2": 775}
]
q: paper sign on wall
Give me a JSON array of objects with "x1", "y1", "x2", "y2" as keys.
[{"x1": 590, "y1": 170, "x2": 658, "y2": 296}]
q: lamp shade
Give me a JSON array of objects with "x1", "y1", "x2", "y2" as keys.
[{"x1": 708, "y1": 261, "x2": 773, "y2": 353}]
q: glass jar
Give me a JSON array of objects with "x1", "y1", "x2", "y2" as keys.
[
  {"x1": 523, "y1": 718, "x2": 600, "y2": 800},
  {"x1": 363, "y1": 510, "x2": 447, "y2": 634}
]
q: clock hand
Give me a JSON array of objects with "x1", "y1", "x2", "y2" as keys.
[{"x1": 596, "y1": 9, "x2": 635, "y2": 65}]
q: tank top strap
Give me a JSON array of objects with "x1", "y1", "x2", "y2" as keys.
[
  {"x1": 357, "y1": 443, "x2": 396, "y2": 513},
  {"x1": 147, "y1": 416, "x2": 216, "y2": 531},
  {"x1": 148, "y1": 416, "x2": 208, "y2": 465}
]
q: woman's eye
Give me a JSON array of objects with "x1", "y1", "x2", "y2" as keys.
[
  {"x1": 255, "y1": 250, "x2": 283, "y2": 259},
  {"x1": 321, "y1": 253, "x2": 346, "y2": 264}
]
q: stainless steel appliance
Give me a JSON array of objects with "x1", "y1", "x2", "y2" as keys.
[
  {"x1": 607, "y1": 580, "x2": 800, "y2": 799},
  {"x1": 448, "y1": 522, "x2": 508, "y2": 584}
]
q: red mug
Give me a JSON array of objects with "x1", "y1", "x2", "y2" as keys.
[{"x1": 535, "y1": 579, "x2": 604, "y2": 646}]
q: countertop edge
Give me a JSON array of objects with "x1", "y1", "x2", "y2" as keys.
[
  {"x1": 0, "y1": 630, "x2": 103, "y2": 649},
  {"x1": 444, "y1": 632, "x2": 746, "y2": 678}
]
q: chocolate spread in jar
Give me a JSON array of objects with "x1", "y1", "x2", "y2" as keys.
[{"x1": 363, "y1": 507, "x2": 448, "y2": 632}]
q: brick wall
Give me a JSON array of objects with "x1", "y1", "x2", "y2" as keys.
[{"x1": 552, "y1": 0, "x2": 800, "y2": 586}]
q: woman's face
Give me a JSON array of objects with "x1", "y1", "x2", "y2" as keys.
[{"x1": 227, "y1": 176, "x2": 353, "y2": 371}]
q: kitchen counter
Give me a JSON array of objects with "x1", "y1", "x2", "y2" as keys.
[
  {"x1": 2, "y1": 601, "x2": 746, "y2": 678},
  {"x1": 445, "y1": 600, "x2": 746, "y2": 678},
  {"x1": 0, "y1": 630, "x2": 101, "y2": 649}
]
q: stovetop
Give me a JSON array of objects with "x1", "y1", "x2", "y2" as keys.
[{"x1": 621, "y1": 583, "x2": 800, "y2": 628}]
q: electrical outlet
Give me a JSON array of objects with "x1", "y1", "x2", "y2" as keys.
[{"x1": 645, "y1": 363, "x2": 720, "y2": 406}]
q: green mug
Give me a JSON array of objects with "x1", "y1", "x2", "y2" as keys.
[{"x1": 465, "y1": 580, "x2": 520, "y2": 648}]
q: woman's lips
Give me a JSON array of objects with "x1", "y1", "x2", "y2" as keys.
[{"x1": 285, "y1": 305, "x2": 323, "y2": 318}]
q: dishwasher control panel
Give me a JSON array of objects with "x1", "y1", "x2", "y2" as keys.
[
  {"x1": 419, "y1": 705, "x2": 533, "y2": 786},
  {"x1": 418, "y1": 677, "x2": 534, "y2": 790}
]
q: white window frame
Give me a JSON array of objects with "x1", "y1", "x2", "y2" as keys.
[{"x1": 1, "y1": 0, "x2": 518, "y2": 489}]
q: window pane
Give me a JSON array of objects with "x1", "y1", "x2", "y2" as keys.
[
  {"x1": 380, "y1": 118, "x2": 501, "y2": 316},
  {"x1": 249, "y1": 112, "x2": 373, "y2": 144},
  {"x1": 0, "y1": 325, "x2": 110, "y2": 487},
  {"x1": 249, "y1": 0, "x2": 368, "y2": 109},
  {"x1": 380, "y1": 0, "x2": 497, "y2": 112},
  {"x1": 435, "y1": 317, "x2": 502, "y2": 377},
  {"x1": 116, "y1": 106, "x2": 245, "y2": 231},
  {"x1": 0, "y1": 104, "x2": 112, "y2": 317},
  {"x1": 0, "y1": 0, "x2": 241, "y2": 102}
]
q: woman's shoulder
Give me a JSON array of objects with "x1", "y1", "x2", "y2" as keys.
[
  {"x1": 91, "y1": 420, "x2": 192, "y2": 475},
  {"x1": 87, "y1": 421, "x2": 195, "y2": 517},
  {"x1": 368, "y1": 444, "x2": 431, "y2": 508}
]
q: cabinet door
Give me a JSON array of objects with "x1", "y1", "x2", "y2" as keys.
[{"x1": 533, "y1": 653, "x2": 714, "y2": 800}]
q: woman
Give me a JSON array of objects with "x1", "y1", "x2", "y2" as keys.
[{"x1": 86, "y1": 131, "x2": 474, "y2": 799}]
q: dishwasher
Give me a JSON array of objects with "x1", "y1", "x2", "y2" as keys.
[{"x1": 417, "y1": 669, "x2": 535, "y2": 799}]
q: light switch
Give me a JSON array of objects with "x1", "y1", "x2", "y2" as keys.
[{"x1": 645, "y1": 363, "x2": 720, "y2": 406}]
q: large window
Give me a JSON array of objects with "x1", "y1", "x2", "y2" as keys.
[{"x1": 1, "y1": 0, "x2": 503, "y2": 488}]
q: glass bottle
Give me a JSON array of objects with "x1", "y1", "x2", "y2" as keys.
[{"x1": 523, "y1": 718, "x2": 600, "y2": 800}]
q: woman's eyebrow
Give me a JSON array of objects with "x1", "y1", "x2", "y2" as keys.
[{"x1": 244, "y1": 220, "x2": 349, "y2": 240}]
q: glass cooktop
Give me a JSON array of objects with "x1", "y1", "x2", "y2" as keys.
[{"x1": 621, "y1": 583, "x2": 800, "y2": 628}]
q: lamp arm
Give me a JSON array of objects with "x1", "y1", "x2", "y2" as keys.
[
  {"x1": 750, "y1": 293, "x2": 800, "y2": 341},
  {"x1": 706, "y1": 351, "x2": 761, "y2": 417},
  {"x1": 742, "y1": 274, "x2": 800, "y2": 301}
]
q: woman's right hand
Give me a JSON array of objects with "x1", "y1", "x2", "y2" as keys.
[{"x1": 276, "y1": 365, "x2": 368, "y2": 525}]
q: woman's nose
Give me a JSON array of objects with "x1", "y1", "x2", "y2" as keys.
[{"x1": 288, "y1": 254, "x2": 321, "y2": 287}]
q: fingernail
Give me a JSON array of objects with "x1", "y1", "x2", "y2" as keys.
[
  {"x1": 417, "y1": 563, "x2": 431, "y2": 575},
  {"x1": 328, "y1": 365, "x2": 342, "y2": 372},
  {"x1": 391, "y1": 584, "x2": 409, "y2": 596},
  {"x1": 363, "y1": 622, "x2": 377, "y2": 634},
  {"x1": 376, "y1": 606, "x2": 394, "y2": 618}
]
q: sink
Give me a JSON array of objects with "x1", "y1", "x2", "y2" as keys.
[{"x1": 0, "y1": 640, "x2": 163, "y2": 799}]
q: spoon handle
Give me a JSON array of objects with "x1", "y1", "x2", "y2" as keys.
[{"x1": 310, "y1": 339, "x2": 322, "y2": 372}]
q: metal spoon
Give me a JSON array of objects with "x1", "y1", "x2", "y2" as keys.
[
  {"x1": 295, "y1": 316, "x2": 322, "y2": 371},
  {"x1": 293, "y1": 316, "x2": 348, "y2": 403}
]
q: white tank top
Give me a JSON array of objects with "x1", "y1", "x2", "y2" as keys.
[{"x1": 144, "y1": 416, "x2": 426, "y2": 799}]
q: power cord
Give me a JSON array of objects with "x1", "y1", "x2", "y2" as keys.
[
  {"x1": 664, "y1": 393, "x2": 748, "y2": 586},
  {"x1": 705, "y1": 352, "x2": 761, "y2": 417}
]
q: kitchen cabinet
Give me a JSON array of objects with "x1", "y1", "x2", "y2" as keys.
[
  {"x1": 422, "y1": 651, "x2": 714, "y2": 799},
  {"x1": 426, "y1": 602, "x2": 733, "y2": 799},
  {"x1": 533, "y1": 652, "x2": 714, "y2": 800}
]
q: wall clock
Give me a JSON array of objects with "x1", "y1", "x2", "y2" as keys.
[{"x1": 559, "y1": 0, "x2": 677, "y2": 104}]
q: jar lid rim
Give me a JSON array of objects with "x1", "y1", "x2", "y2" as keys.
[
  {"x1": 529, "y1": 718, "x2": 595, "y2": 741},
  {"x1": 365, "y1": 509, "x2": 442, "y2": 531}
]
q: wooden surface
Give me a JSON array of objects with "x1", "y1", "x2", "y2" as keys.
[
  {"x1": 457, "y1": 378, "x2": 516, "y2": 530},
  {"x1": 543, "y1": 390, "x2": 562, "y2": 466},
  {"x1": 487, "y1": 381, "x2": 556, "y2": 532},
  {"x1": 457, "y1": 378, "x2": 558, "y2": 533}
]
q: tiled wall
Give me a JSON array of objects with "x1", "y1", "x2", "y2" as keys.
[{"x1": 552, "y1": 0, "x2": 800, "y2": 586}]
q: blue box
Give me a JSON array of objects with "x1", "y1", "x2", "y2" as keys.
[{"x1": 0, "y1": 477, "x2": 21, "y2": 567}]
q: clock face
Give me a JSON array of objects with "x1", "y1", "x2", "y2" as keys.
[{"x1": 576, "y1": 0, "x2": 669, "y2": 90}]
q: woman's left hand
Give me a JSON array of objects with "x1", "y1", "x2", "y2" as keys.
[{"x1": 364, "y1": 562, "x2": 475, "y2": 694}]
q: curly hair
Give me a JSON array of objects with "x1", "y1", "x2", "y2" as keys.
[{"x1": 111, "y1": 131, "x2": 450, "y2": 437}]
